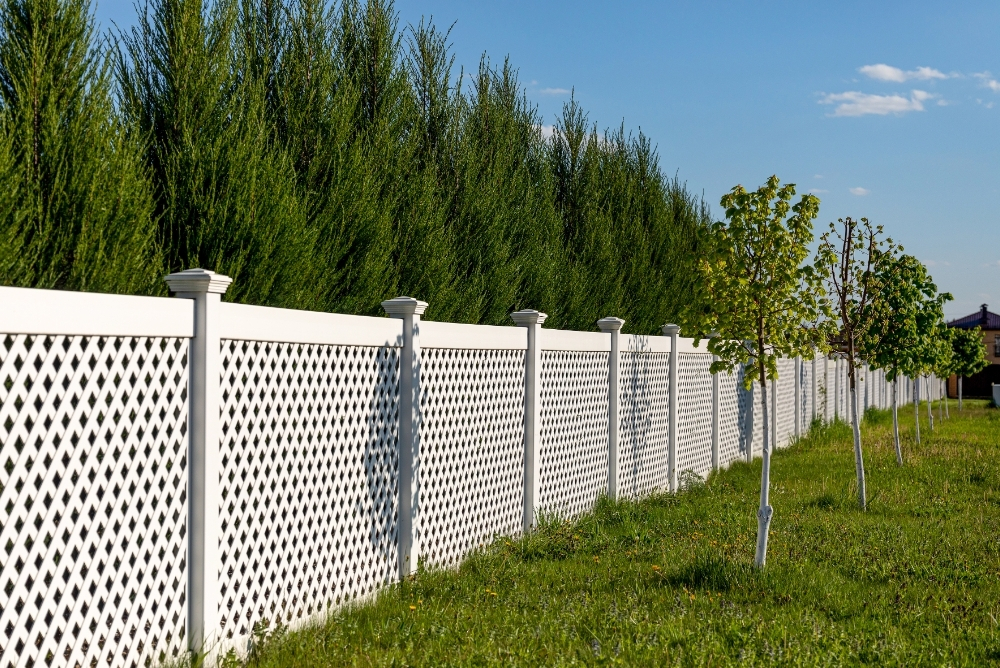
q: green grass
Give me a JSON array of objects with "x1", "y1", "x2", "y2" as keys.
[{"x1": 230, "y1": 401, "x2": 1000, "y2": 667}]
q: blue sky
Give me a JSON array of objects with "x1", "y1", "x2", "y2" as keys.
[{"x1": 94, "y1": 0, "x2": 1000, "y2": 319}]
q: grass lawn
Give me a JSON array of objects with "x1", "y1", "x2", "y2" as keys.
[{"x1": 230, "y1": 400, "x2": 1000, "y2": 667}]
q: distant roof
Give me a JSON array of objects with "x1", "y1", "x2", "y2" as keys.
[{"x1": 948, "y1": 304, "x2": 1000, "y2": 330}]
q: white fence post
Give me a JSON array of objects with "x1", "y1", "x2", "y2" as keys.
[
  {"x1": 597, "y1": 317, "x2": 624, "y2": 500},
  {"x1": 164, "y1": 268, "x2": 232, "y2": 654},
  {"x1": 710, "y1": 333, "x2": 720, "y2": 472},
  {"x1": 382, "y1": 297, "x2": 427, "y2": 577},
  {"x1": 512, "y1": 310, "x2": 547, "y2": 530},
  {"x1": 663, "y1": 324, "x2": 680, "y2": 491}
]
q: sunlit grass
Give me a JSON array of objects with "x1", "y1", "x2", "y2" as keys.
[{"x1": 227, "y1": 400, "x2": 1000, "y2": 667}]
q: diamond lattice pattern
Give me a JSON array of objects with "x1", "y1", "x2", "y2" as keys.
[
  {"x1": 618, "y1": 352, "x2": 670, "y2": 498},
  {"x1": 801, "y1": 359, "x2": 814, "y2": 431},
  {"x1": 419, "y1": 348, "x2": 525, "y2": 567},
  {"x1": 538, "y1": 352, "x2": 609, "y2": 518},
  {"x1": 676, "y1": 354, "x2": 713, "y2": 479},
  {"x1": 717, "y1": 366, "x2": 747, "y2": 468},
  {"x1": 218, "y1": 341, "x2": 399, "y2": 640},
  {"x1": 775, "y1": 358, "x2": 796, "y2": 448},
  {"x1": 0, "y1": 334, "x2": 189, "y2": 668}
]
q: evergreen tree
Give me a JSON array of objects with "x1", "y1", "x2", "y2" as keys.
[
  {"x1": 118, "y1": 0, "x2": 313, "y2": 307},
  {"x1": 0, "y1": 0, "x2": 160, "y2": 293}
]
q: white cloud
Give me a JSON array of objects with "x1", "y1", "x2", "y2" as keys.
[
  {"x1": 819, "y1": 90, "x2": 934, "y2": 116},
  {"x1": 859, "y1": 64, "x2": 949, "y2": 82},
  {"x1": 540, "y1": 87, "x2": 570, "y2": 95},
  {"x1": 849, "y1": 187, "x2": 870, "y2": 196},
  {"x1": 972, "y1": 72, "x2": 1000, "y2": 91},
  {"x1": 537, "y1": 124, "x2": 556, "y2": 140},
  {"x1": 808, "y1": 188, "x2": 828, "y2": 194},
  {"x1": 814, "y1": 174, "x2": 824, "y2": 179}
]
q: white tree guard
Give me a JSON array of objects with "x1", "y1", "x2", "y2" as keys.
[
  {"x1": 538, "y1": 351, "x2": 609, "y2": 518},
  {"x1": 0, "y1": 334, "x2": 189, "y2": 668},
  {"x1": 217, "y1": 341, "x2": 399, "y2": 640},
  {"x1": 676, "y1": 354, "x2": 713, "y2": 478},
  {"x1": 617, "y1": 353, "x2": 670, "y2": 498},
  {"x1": 419, "y1": 348, "x2": 525, "y2": 567}
]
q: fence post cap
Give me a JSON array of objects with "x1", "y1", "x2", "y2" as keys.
[
  {"x1": 381, "y1": 296, "x2": 428, "y2": 318},
  {"x1": 511, "y1": 309, "x2": 548, "y2": 326},
  {"x1": 662, "y1": 323, "x2": 681, "y2": 336},
  {"x1": 164, "y1": 268, "x2": 232, "y2": 295},
  {"x1": 596, "y1": 317, "x2": 625, "y2": 332}
]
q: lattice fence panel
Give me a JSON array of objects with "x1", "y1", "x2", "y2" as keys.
[
  {"x1": 816, "y1": 359, "x2": 828, "y2": 422},
  {"x1": 676, "y1": 354, "x2": 713, "y2": 479},
  {"x1": 717, "y1": 369, "x2": 739, "y2": 467},
  {"x1": 618, "y1": 353, "x2": 670, "y2": 498},
  {"x1": 748, "y1": 378, "x2": 765, "y2": 458},
  {"x1": 718, "y1": 366, "x2": 755, "y2": 468},
  {"x1": 0, "y1": 334, "x2": 189, "y2": 668},
  {"x1": 826, "y1": 359, "x2": 838, "y2": 421},
  {"x1": 869, "y1": 368, "x2": 881, "y2": 412},
  {"x1": 218, "y1": 341, "x2": 399, "y2": 640},
  {"x1": 538, "y1": 351, "x2": 609, "y2": 518},
  {"x1": 801, "y1": 358, "x2": 813, "y2": 431},
  {"x1": 775, "y1": 359, "x2": 796, "y2": 448},
  {"x1": 838, "y1": 362, "x2": 849, "y2": 420},
  {"x1": 419, "y1": 348, "x2": 525, "y2": 568}
]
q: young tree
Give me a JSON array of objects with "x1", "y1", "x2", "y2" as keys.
[
  {"x1": 685, "y1": 176, "x2": 828, "y2": 568},
  {"x1": 863, "y1": 253, "x2": 939, "y2": 464},
  {"x1": 950, "y1": 326, "x2": 989, "y2": 410},
  {"x1": 934, "y1": 325, "x2": 953, "y2": 421},
  {"x1": 815, "y1": 217, "x2": 898, "y2": 510},
  {"x1": 906, "y1": 284, "x2": 949, "y2": 443},
  {"x1": 918, "y1": 307, "x2": 951, "y2": 433}
]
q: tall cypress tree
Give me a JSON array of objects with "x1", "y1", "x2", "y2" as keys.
[
  {"x1": 118, "y1": 0, "x2": 313, "y2": 307},
  {"x1": 0, "y1": 0, "x2": 160, "y2": 294}
]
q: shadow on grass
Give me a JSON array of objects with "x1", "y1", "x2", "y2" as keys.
[{"x1": 662, "y1": 551, "x2": 760, "y2": 593}]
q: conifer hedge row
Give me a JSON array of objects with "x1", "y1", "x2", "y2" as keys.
[{"x1": 0, "y1": 0, "x2": 709, "y2": 333}]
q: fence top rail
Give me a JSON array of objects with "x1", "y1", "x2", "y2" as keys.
[
  {"x1": 0, "y1": 285, "x2": 193, "y2": 338},
  {"x1": 219, "y1": 302, "x2": 403, "y2": 347},
  {"x1": 620, "y1": 334, "x2": 709, "y2": 355},
  {"x1": 420, "y1": 320, "x2": 527, "y2": 350},
  {"x1": 540, "y1": 328, "x2": 610, "y2": 352}
]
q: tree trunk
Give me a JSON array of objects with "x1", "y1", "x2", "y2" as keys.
[
  {"x1": 959, "y1": 376, "x2": 963, "y2": 411},
  {"x1": 914, "y1": 377, "x2": 921, "y2": 445},
  {"x1": 926, "y1": 376, "x2": 934, "y2": 432},
  {"x1": 754, "y1": 372, "x2": 773, "y2": 569},
  {"x1": 850, "y1": 373, "x2": 867, "y2": 510},
  {"x1": 892, "y1": 379, "x2": 902, "y2": 466}
]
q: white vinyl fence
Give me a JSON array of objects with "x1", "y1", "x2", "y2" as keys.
[{"x1": 0, "y1": 270, "x2": 941, "y2": 667}]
